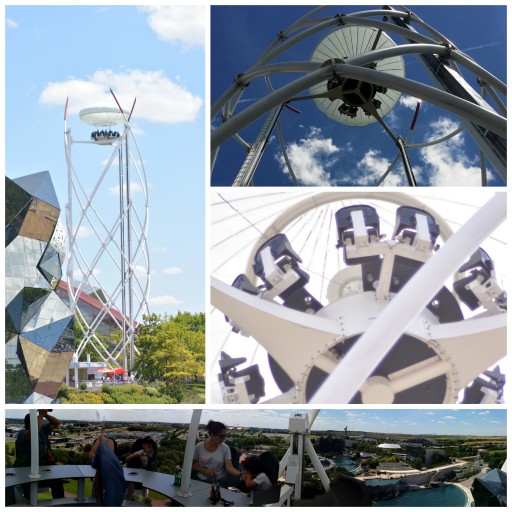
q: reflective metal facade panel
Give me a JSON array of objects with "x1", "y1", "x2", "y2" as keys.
[{"x1": 5, "y1": 172, "x2": 74, "y2": 404}]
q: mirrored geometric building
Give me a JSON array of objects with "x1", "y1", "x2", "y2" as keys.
[{"x1": 5, "y1": 171, "x2": 75, "y2": 403}]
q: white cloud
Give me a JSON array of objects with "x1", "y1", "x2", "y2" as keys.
[
  {"x1": 139, "y1": 6, "x2": 205, "y2": 48},
  {"x1": 76, "y1": 225, "x2": 94, "y2": 238},
  {"x1": 163, "y1": 266, "x2": 183, "y2": 275},
  {"x1": 74, "y1": 267, "x2": 102, "y2": 279},
  {"x1": 149, "y1": 294, "x2": 183, "y2": 306},
  {"x1": 39, "y1": 68, "x2": 202, "y2": 124},
  {"x1": 420, "y1": 117, "x2": 485, "y2": 186},
  {"x1": 399, "y1": 95, "x2": 421, "y2": 110},
  {"x1": 354, "y1": 149, "x2": 405, "y2": 186},
  {"x1": 478, "y1": 411, "x2": 491, "y2": 415},
  {"x1": 276, "y1": 127, "x2": 340, "y2": 186},
  {"x1": 132, "y1": 265, "x2": 149, "y2": 278},
  {"x1": 108, "y1": 182, "x2": 145, "y2": 196},
  {"x1": 442, "y1": 416, "x2": 456, "y2": 420},
  {"x1": 6, "y1": 18, "x2": 19, "y2": 28}
]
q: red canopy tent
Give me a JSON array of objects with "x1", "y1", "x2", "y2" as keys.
[
  {"x1": 95, "y1": 367, "x2": 126, "y2": 374},
  {"x1": 109, "y1": 368, "x2": 127, "y2": 375}
]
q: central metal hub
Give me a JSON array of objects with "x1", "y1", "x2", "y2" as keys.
[
  {"x1": 325, "y1": 72, "x2": 387, "y2": 118},
  {"x1": 327, "y1": 77, "x2": 377, "y2": 107}
]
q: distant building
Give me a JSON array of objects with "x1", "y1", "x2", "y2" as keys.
[
  {"x1": 56, "y1": 280, "x2": 128, "y2": 338},
  {"x1": 378, "y1": 443, "x2": 401, "y2": 450},
  {"x1": 406, "y1": 445, "x2": 446, "y2": 465}
]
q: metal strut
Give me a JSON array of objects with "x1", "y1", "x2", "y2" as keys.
[
  {"x1": 386, "y1": 7, "x2": 507, "y2": 183},
  {"x1": 365, "y1": 101, "x2": 417, "y2": 186},
  {"x1": 232, "y1": 104, "x2": 285, "y2": 186}
]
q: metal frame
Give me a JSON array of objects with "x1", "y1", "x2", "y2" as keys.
[
  {"x1": 64, "y1": 98, "x2": 150, "y2": 372},
  {"x1": 211, "y1": 6, "x2": 506, "y2": 185},
  {"x1": 211, "y1": 192, "x2": 506, "y2": 404}
]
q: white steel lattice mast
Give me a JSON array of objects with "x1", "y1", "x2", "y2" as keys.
[{"x1": 64, "y1": 93, "x2": 150, "y2": 371}]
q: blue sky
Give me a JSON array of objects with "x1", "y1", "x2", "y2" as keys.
[
  {"x1": 211, "y1": 5, "x2": 506, "y2": 186},
  {"x1": 6, "y1": 6, "x2": 205, "y2": 317},
  {"x1": 5, "y1": 407, "x2": 506, "y2": 436}
]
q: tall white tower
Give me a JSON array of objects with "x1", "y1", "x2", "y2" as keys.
[{"x1": 64, "y1": 97, "x2": 150, "y2": 371}]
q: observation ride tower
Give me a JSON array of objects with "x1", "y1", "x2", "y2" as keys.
[
  {"x1": 64, "y1": 92, "x2": 150, "y2": 373},
  {"x1": 211, "y1": 5, "x2": 506, "y2": 186}
]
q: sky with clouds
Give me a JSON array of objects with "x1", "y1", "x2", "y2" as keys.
[
  {"x1": 6, "y1": 5, "x2": 205, "y2": 317},
  {"x1": 211, "y1": 5, "x2": 506, "y2": 186},
  {"x1": 5, "y1": 407, "x2": 506, "y2": 437}
]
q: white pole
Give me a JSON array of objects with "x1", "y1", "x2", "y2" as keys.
[
  {"x1": 304, "y1": 437, "x2": 331, "y2": 491},
  {"x1": 311, "y1": 193, "x2": 506, "y2": 403},
  {"x1": 296, "y1": 434, "x2": 304, "y2": 500},
  {"x1": 279, "y1": 446, "x2": 292, "y2": 477},
  {"x1": 309, "y1": 409, "x2": 320, "y2": 426},
  {"x1": 28, "y1": 410, "x2": 40, "y2": 505},
  {"x1": 179, "y1": 409, "x2": 202, "y2": 496}
]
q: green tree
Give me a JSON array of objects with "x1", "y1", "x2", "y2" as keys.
[
  {"x1": 134, "y1": 312, "x2": 205, "y2": 387},
  {"x1": 411, "y1": 458, "x2": 423, "y2": 470}
]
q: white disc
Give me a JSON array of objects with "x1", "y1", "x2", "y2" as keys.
[{"x1": 309, "y1": 26, "x2": 405, "y2": 126}]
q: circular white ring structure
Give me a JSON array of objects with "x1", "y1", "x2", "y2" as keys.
[
  {"x1": 309, "y1": 26, "x2": 405, "y2": 126},
  {"x1": 79, "y1": 107, "x2": 129, "y2": 126}
]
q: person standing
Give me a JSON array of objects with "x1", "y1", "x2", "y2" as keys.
[
  {"x1": 14, "y1": 409, "x2": 64, "y2": 500},
  {"x1": 89, "y1": 435, "x2": 127, "y2": 506}
]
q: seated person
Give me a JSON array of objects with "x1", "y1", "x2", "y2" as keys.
[
  {"x1": 241, "y1": 456, "x2": 272, "y2": 501},
  {"x1": 125, "y1": 436, "x2": 158, "y2": 499},
  {"x1": 191, "y1": 420, "x2": 242, "y2": 488}
]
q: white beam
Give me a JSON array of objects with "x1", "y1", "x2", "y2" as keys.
[
  {"x1": 179, "y1": 409, "x2": 202, "y2": 496},
  {"x1": 311, "y1": 193, "x2": 506, "y2": 403}
]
